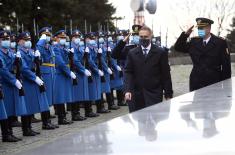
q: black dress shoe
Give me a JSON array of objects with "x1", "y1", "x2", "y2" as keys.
[
  {"x1": 118, "y1": 102, "x2": 128, "y2": 106},
  {"x1": 31, "y1": 117, "x2": 41, "y2": 123},
  {"x1": 85, "y1": 112, "x2": 99, "y2": 117},
  {"x1": 2, "y1": 135, "x2": 18, "y2": 142},
  {"x1": 23, "y1": 129, "x2": 37, "y2": 136},
  {"x1": 108, "y1": 105, "x2": 120, "y2": 110},
  {"x1": 11, "y1": 121, "x2": 22, "y2": 127},
  {"x1": 51, "y1": 124, "x2": 59, "y2": 128},
  {"x1": 72, "y1": 114, "x2": 87, "y2": 121},
  {"x1": 58, "y1": 118, "x2": 73, "y2": 125},
  {"x1": 42, "y1": 123, "x2": 56, "y2": 130},
  {"x1": 97, "y1": 108, "x2": 111, "y2": 114}
]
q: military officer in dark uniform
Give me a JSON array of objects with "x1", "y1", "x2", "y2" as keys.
[
  {"x1": 174, "y1": 17, "x2": 231, "y2": 91},
  {"x1": 111, "y1": 25, "x2": 142, "y2": 60}
]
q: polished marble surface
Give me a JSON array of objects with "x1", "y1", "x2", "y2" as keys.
[{"x1": 15, "y1": 78, "x2": 235, "y2": 155}]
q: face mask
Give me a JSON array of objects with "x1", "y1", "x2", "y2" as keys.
[
  {"x1": 52, "y1": 41, "x2": 58, "y2": 45},
  {"x1": 108, "y1": 37, "x2": 113, "y2": 42},
  {"x1": 99, "y1": 38, "x2": 105, "y2": 44},
  {"x1": 10, "y1": 42, "x2": 16, "y2": 48},
  {"x1": 1, "y1": 40, "x2": 10, "y2": 49},
  {"x1": 74, "y1": 38, "x2": 80, "y2": 45},
  {"x1": 79, "y1": 41, "x2": 84, "y2": 47},
  {"x1": 198, "y1": 29, "x2": 206, "y2": 38},
  {"x1": 88, "y1": 40, "x2": 97, "y2": 48},
  {"x1": 59, "y1": 39, "x2": 66, "y2": 45},
  {"x1": 139, "y1": 38, "x2": 151, "y2": 48},
  {"x1": 117, "y1": 36, "x2": 124, "y2": 41},
  {"x1": 24, "y1": 41, "x2": 32, "y2": 48},
  {"x1": 46, "y1": 36, "x2": 51, "y2": 43},
  {"x1": 132, "y1": 35, "x2": 140, "y2": 45},
  {"x1": 65, "y1": 41, "x2": 70, "y2": 48}
]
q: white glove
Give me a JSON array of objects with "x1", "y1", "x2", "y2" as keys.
[
  {"x1": 15, "y1": 80, "x2": 22, "y2": 89},
  {"x1": 84, "y1": 69, "x2": 91, "y2": 76},
  {"x1": 85, "y1": 47, "x2": 90, "y2": 53},
  {"x1": 107, "y1": 68, "x2": 113, "y2": 74},
  {"x1": 98, "y1": 48, "x2": 103, "y2": 54},
  {"x1": 16, "y1": 51, "x2": 21, "y2": 58},
  {"x1": 35, "y1": 76, "x2": 44, "y2": 86},
  {"x1": 107, "y1": 47, "x2": 112, "y2": 52},
  {"x1": 98, "y1": 70, "x2": 104, "y2": 76},
  {"x1": 69, "y1": 48, "x2": 74, "y2": 53},
  {"x1": 40, "y1": 34, "x2": 47, "y2": 40},
  {"x1": 34, "y1": 50, "x2": 41, "y2": 57},
  {"x1": 116, "y1": 65, "x2": 122, "y2": 71},
  {"x1": 70, "y1": 71, "x2": 77, "y2": 79}
]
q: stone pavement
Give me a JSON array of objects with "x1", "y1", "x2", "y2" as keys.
[{"x1": 0, "y1": 64, "x2": 234, "y2": 155}]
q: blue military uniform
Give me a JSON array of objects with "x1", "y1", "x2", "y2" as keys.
[
  {"x1": 36, "y1": 27, "x2": 55, "y2": 106},
  {"x1": 18, "y1": 34, "x2": 49, "y2": 115},
  {"x1": 53, "y1": 30, "x2": 74, "y2": 125},
  {"x1": 87, "y1": 43, "x2": 101, "y2": 101},
  {"x1": 53, "y1": 31, "x2": 73, "y2": 104},
  {"x1": 71, "y1": 36, "x2": 89, "y2": 102},
  {"x1": 0, "y1": 47, "x2": 27, "y2": 116}
]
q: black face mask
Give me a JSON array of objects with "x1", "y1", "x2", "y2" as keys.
[{"x1": 139, "y1": 38, "x2": 151, "y2": 48}]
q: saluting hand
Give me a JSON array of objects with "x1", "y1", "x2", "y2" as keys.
[
  {"x1": 123, "y1": 33, "x2": 131, "y2": 43},
  {"x1": 185, "y1": 25, "x2": 194, "y2": 35}
]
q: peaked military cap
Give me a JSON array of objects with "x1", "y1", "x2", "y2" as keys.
[{"x1": 196, "y1": 18, "x2": 214, "y2": 28}]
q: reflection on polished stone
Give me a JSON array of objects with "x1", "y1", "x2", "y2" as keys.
[{"x1": 15, "y1": 78, "x2": 235, "y2": 155}]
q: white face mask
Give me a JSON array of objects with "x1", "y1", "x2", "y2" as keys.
[
  {"x1": 10, "y1": 42, "x2": 16, "y2": 48},
  {"x1": 24, "y1": 41, "x2": 32, "y2": 48},
  {"x1": 59, "y1": 39, "x2": 66, "y2": 45},
  {"x1": 46, "y1": 36, "x2": 51, "y2": 42},
  {"x1": 74, "y1": 38, "x2": 80, "y2": 45}
]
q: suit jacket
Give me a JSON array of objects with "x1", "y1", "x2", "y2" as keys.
[
  {"x1": 124, "y1": 44, "x2": 173, "y2": 110},
  {"x1": 175, "y1": 32, "x2": 231, "y2": 91}
]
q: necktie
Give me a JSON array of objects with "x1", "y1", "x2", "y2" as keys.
[
  {"x1": 143, "y1": 48, "x2": 148, "y2": 57},
  {"x1": 203, "y1": 41, "x2": 207, "y2": 47}
]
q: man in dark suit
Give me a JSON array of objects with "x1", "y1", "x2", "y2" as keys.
[
  {"x1": 175, "y1": 17, "x2": 231, "y2": 91},
  {"x1": 124, "y1": 26, "x2": 173, "y2": 112}
]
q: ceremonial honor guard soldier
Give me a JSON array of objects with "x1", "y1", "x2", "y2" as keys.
[
  {"x1": 53, "y1": 30, "x2": 74, "y2": 124},
  {"x1": 36, "y1": 27, "x2": 59, "y2": 129},
  {"x1": 0, "y1": 30, "x2": 27, "y2": 141}
]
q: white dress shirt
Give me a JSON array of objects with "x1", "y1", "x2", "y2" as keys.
[{"x1": 141, "y1": 43, "x2": 151, "y2": 55}]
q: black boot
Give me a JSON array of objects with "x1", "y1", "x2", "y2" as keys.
[
  {"x1": 84, "y1": 101, "x2": 99, "y2": 117},
  {"x1": 117, "y1": 90, "x2": 127, "y2": 106},
  {"x1": 1, "y1": 119, "x2": 19, "y2": 142},
  {"x1": 106, "y1": 93, "x2": 120, "y2": 110},
  {"x1": 72, "y1": 103, "x2": 87, "y2": 121},
  {"x1": 96, "y1": 98, "x2": 110, "y2": 114},
  {"x1": 56, "y1": 104, "x2": 73, "y2": 125},
  {"x1": 41, "y1": 111, "x2": 56, "y2": 130}
]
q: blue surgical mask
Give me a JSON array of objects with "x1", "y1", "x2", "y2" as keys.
[
  {"x1": 74, "y1": 38, "x2": 80, "y2": 45},
  {"x1": 24, "y1": 41, "x2": 32, "y2": 48},
  {"x1": 99, "y1": 38, "x2": 105, "y2": 44},
  {"x1": 59, "y1": 39, "x2": 66, "y2": 45},
  {"x1": 132, "y1": 35, "x2": 140, "y2": 45},
  {"x1": 10, "y1": 42, "x2": 16, "y2": 49},
  {"x1": 117, "y1": 36, "x2": 124, "y2": 41},
  {"x1": 198, "y1": 29, "x2": 206, "y2": 38},
  {"x1": 65, "y1": 41, "x2": 70, "y2": 48},
  {"x1": 108, "y1": 37, "x2": 113, "y2": 42},
  {"x1": 1, "y1": 40, "x2": 10, "y2": 49},
  {"x1": 46, "y1": 36, "x2": 51, "y2": 43},
  {"x1": 79, "y1": 41, "x2": 84, "y2": 47}
]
